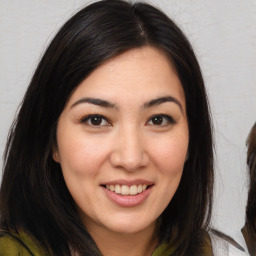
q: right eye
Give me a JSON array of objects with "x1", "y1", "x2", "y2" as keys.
[{"x1": 81, "y1": 114, "x2": 110, "y2": 127}]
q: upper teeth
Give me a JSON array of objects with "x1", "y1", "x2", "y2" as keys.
[{"x1": 106, "y1": 184, "x2": 148, "y2": 195}]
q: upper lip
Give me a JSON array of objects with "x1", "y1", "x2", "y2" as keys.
[{"x1": 102, "y1": 179, "x2": 154, "y2": 186}]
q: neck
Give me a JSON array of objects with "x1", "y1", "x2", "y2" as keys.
[{"x1": 88, "y1": 222, "x2": 158, "y2": 256}]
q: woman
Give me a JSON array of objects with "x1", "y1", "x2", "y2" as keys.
[
  {"x1": 0, "y1": 0, "x2": 245, "y2": 255},
  {"x1": 242, "y1": 122, "x2": 256, "y2": 255}
]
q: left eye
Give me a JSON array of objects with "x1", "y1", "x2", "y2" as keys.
[
  {"x1": 81, "y1": 115, "x2": 110, "y2": 126},
  {"x1": 147, "y1": 115, "x2": 175, "y2": 126}
]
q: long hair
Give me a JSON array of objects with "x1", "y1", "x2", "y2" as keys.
[
  {"x1": 0, "y1": 1, "x2": 213, "y2": 255},
  {"x1": 244, "y1": 122, "x2": 256, "y2": 254}
]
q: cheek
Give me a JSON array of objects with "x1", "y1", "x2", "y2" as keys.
[
  {"x1": 57, "y1": 134, "x2": 111, "y2": 178},
  {"x1": 151, "y1": 133, "x2": 188, "y2": 175}
]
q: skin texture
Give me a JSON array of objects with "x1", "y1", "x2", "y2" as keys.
[{"x1": 53, "y1": 46, "x2": 189, "y2": 256}]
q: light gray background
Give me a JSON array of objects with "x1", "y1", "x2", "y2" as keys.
[{"x1": 0, "y1": 0, "x2": 256, "y2": 246}]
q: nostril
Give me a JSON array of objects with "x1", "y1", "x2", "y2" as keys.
[{"x1": 109, "y1": 142, "x2": 149, "y2": 171}]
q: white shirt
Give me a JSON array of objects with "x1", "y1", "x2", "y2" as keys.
[
  {"x1": 209, "y1": 231, "x2": 249, "y2": 256},
  {"x1": 236, "y1": 230, "x2": 249, "y2": 255}
]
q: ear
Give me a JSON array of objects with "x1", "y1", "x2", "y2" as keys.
[
  {"x1": 185, "y1": 150, "x2": 189, "y2": 161},
  {"x1": 52, "y1": 147, "x2": 60, "y2": 163}
]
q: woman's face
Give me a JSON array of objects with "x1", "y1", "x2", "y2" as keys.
[{"x1": 53, "y1": 46, "x2": 189, "y2": 236}]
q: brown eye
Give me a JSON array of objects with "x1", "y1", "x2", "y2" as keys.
[
  {"x1": 152, "y1": 116, "x2": 163, "y2": 125},
  {"x1": 147, "y1": 114, "x2": 175, "y2": 126},
  {"x1": 90, "y1": 116, "x2": 103, "y2": 126},
  {"x1": 81, "y1": 115, "x2": 110, "y2": 126}
]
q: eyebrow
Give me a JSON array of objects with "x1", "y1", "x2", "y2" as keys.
[
  {"x1": 143, "y1": 96, "x2": 183, "y2": 112},
  {"x1": 70, "y1": 97, "x2": 117, "y2": 109},
  {"x1": 70, "y1": 95, "x2": 183, "y2": 112}
]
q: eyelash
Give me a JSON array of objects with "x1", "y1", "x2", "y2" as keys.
[
  {"x1": 80, "y1": 114, "x2": 176, "y2": 127},
  {"x1": 146, "y1": 114, "x2": 176, "y2": 126},
  {"x1": 80, "y1": 114, "x2": 111, "y2": 126}
]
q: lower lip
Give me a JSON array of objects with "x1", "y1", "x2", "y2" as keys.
[{"x1": 102, "y1": 186, "x2": 153, "y2": 207}]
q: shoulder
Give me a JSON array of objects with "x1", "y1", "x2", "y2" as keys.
[
  {"x1": 0, "y1": 230, "x2": 46, "y2": 256},
  {"x1": 209, "y1": 229, "x2": 249, "y2": 256},
  {"x1": 0, "y1": 231, "x2": 32, "y2": 255}
]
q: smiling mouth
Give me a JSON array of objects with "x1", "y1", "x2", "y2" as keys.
[{"x1": 103, "y1": 184, "x2": 151, "y2": 196}]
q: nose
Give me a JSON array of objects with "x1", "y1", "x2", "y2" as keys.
[{"x1": 109, "y1": 126, "x2": 149, "y2": 171}]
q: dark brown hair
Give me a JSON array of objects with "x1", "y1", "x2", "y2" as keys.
[
  {"x1": 244, "y1": 122, "x2": 256, "y2": 254},
  {"x1": 0, "y1": 1, "x2": 214, "y2": 255}
]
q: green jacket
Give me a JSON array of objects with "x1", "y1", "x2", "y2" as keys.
[
  {"x1": 0, "y1": 231, "x2": 46, "y2": 255},
  {"x1": 0, "y1": 231, "x2": 174, "y2": 256}
]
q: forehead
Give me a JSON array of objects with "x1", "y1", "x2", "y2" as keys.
[{"x1": 67, "y1": 46, "x2": 185, "y2": 108}]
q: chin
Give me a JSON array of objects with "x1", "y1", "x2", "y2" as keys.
[{"x1": 104, "y1": 218, "x2": 155, "y2": 235}]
